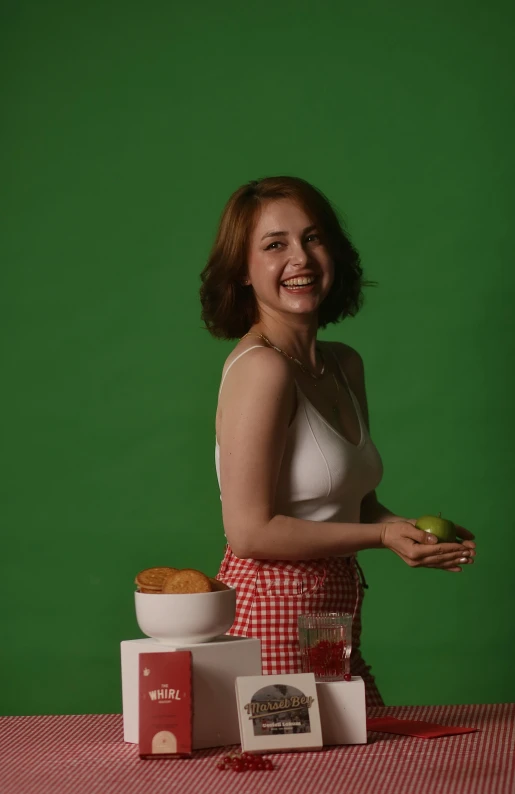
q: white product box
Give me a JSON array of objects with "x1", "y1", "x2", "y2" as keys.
[
  {"x1": 235, "y1": 673, "x2": 323, "y2": 754},
  {"x1": 316, "y1": 677, "x2": 367, "y2": 745},
  {"x1": 121, "y1": 635, "x2": 262, "y2": 749}
]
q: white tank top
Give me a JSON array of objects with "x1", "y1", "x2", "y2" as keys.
[{"x1": 215, "y1": 346, "x2": 383, "y2": 524}]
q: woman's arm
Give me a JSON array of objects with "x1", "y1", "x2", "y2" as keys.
[
  {"x1": 217, "y1": 345, "x2": 470, "y2": 568},
  {"x1": 333, "y1": 342, "x2": 476, "y2": 559},
  {"x1": 218, "y1": 345, "x2": 383, "y2": 559}
]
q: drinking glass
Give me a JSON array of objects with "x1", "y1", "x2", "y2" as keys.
[{"x1": 298, "y1": 612, "x2": 352, "y2": 682}]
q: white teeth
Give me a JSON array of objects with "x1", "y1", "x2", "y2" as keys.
[{"x1": 282, "y1": 276, "x2": 316, "y2": 287}]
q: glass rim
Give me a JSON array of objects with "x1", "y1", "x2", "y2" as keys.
[{"x1": 298, "y1": 612, "x2": 352, "y2": 626}]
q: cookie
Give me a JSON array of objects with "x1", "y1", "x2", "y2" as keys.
[
  {"x1": 162, "y1": 568, "x2": 211, "y2": 594},
  {"x1": 135, "y1": 567, "x2": 177, "y2": 593},
  {"x1": 208, "y1": 577, "x2": 231, "y2": 592}
]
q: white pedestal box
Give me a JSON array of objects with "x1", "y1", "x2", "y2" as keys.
[
  {"x1": 121, "y1": 635, "x2": 262, "y2": 749},
  {"x1": 316, "y1": 677, "x2": 367, "y2": 745}
]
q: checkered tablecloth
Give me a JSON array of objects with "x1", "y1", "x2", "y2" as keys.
[{"x1": 1, "y1": 704, "x2": 513, "y2": 794}]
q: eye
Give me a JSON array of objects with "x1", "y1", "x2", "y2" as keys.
[
  {"x1": 306, "y1": 233, "x2": 320, "y2": 243},
  {"x1": 264, "y1": 241, "x2": 283, "y2": 250}
]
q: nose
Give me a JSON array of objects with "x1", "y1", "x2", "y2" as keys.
[{"x1": 289, "y1": 238, "x2": 309, "y2": 267}]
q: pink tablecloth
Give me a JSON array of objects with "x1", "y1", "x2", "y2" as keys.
[{"x1": 1, "y1": 703, "x2": 513, "y2": 794}]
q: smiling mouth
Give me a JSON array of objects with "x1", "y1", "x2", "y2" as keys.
[{"x1": 281, "y1": 276, "x2": 317, "y2": 290}]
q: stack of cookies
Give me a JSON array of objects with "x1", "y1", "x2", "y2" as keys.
[{"x1": 135, "y1": 567, "x2": 230, "y2": 594}]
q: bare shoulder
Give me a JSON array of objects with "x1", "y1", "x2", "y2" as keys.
[
  {"x1": 219, "y1": 339, "x2": 294, "y2": 407},
  {"x1": 216, "y1": 340, "x2": 296, "y2": 442},
  {"x1": 222, "y1": 339, "x2": 293, "y2": 384}
]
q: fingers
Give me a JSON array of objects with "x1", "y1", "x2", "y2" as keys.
[
  {"x1": 415, "y1": 542, "x2": 476, "y2": 562},
  {"x1": 403, "y1": 540, "x2": 475, "y2": 569},
  {"x1": 407, "y1": 527, "x2": 439, "y2": 546},
  {"x1": 411, "y1": 540, "x2": 468, "y2": 559},
  {"x1": 425, "y1": 556, "x2": 474, "y2": 569},
  {"x1": 423, "y1": 552, "x2": 474, "y2": 567}
]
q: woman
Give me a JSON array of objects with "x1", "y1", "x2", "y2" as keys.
[{"x1": 200, "y1": 176, "x2": 476, "y2": 707}]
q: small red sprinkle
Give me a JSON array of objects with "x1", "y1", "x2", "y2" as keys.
[{"x1": 215, "y1": 750, "x2": 276, "y2": 773}]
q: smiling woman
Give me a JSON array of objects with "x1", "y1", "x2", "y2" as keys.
[
  {"x1": 200, "y1": 176, "x2": 366, "y2": 340},
  {"x1": 199, "y1": 176, "x2": 476, "y2": 707}
]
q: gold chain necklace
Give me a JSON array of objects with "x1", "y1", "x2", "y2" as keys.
[
  {"x1": 242, "y1": 331, "x2": 344, "y2": 432},
  {"x1": 242, "y1": 332, "x2": 325, "y2": 380}
]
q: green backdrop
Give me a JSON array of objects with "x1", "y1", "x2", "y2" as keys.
[{"x1": 2, "y1": 0, "x2": 514, "y2": 716}]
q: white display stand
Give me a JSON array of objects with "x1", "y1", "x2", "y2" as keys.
[
  {"x1": 121, "y1": 635, "x2": 262, "y2": 749},
  {"x1": 316, "y1": 677, "x2": 367, "y2": 745}
]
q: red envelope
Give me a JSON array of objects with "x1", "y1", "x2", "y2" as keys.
[{"x1": 367, "y1": 716, "x2": 478, "y2": 739}]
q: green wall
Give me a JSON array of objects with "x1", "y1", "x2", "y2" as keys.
[{"x1": 2, "y1": 0, "x2": 514, "y2": 715}]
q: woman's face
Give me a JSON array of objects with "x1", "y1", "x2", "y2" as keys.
[{"x1": 246, "y1": 199, "x2": 334, "y2": 322}]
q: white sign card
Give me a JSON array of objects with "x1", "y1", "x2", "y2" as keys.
[{"x1": 235, "y1": 673, "x2": 323, "y2": 753}]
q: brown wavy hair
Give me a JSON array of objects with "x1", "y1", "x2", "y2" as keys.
[{"x1": 200, "y1": 176, "x2": 373, "y2": 340}]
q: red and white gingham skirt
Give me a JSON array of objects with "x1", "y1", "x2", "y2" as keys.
[{"x1": 217, "y1": 546, "x2": 384, "y2": 708}]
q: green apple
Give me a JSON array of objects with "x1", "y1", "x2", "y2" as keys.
[{"x1": 415, "y1": 513, "x2": 457, "y2": 543}]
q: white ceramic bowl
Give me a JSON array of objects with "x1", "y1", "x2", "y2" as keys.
[{"x1": 135, "y1": 587, "x2": 237, "y2": 645}]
